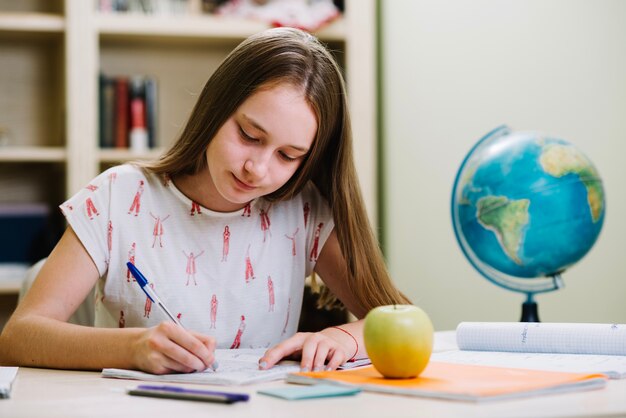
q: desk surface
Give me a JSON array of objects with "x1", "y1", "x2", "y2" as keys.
[{"x1": 2, "y1": 333, "x2": 626, "y2": 418}]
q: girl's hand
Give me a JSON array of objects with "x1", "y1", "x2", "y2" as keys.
[
  {"x1": 131, "y1": 321, "x2": 216, "y2": 374},
  {"x1": 258, "y1": 330, "x2": 353, "y2": 372}
]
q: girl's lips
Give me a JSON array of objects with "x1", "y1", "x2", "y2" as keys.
[{"x1": 232, "y1": 174, "x2": 256, "y2": 191}]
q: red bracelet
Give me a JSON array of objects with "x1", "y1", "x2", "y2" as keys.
[{"x1": 330, "y1": 326, "x2": 358, "y2": 361}]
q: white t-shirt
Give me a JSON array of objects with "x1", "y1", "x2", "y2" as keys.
[{"x1": 61, "y1": 164, "x2": 334, "y2": 349}]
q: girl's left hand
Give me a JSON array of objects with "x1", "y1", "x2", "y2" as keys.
[{"x1": 258, "y1": 330, "x2": 351, "y2": 372}]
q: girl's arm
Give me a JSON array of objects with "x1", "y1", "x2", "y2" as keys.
[
  {"x1": 0, "y1": 227, "x2": 215, "y2": 374},
  {"x1": 259, "y1": 228, "x2": 367, "y2": 371}
]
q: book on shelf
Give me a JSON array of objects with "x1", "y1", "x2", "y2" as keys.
[
  {"x1": 430, "y1": 322, "x2": 626, "y2": 379},
  {"x1": 144, "y1": 77, "x2": 158, "y2": 149},
  {"x1": 114, "y1": 77, "x2": 129, "y2": 149},
  {"x1": 99, "y1": 73, "x2": 158, "y2": 151},
  {"x1": 99, "y1": 74, "x2": 116, "y2": 149},
  {"x1": 286, "y1": 362, "x2": 607, "y2": 402},
  {"x1": 0, "y1": 203, "x2": 50, "y2": 265}
]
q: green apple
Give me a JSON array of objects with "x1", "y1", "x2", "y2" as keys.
[{"x1": 363, "y1": 304, "x2": 434, "y2": 379}]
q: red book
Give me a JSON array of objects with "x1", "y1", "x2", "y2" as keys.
[{"x1": 114, "y1": 77, "x2": 129, "y2": 148}]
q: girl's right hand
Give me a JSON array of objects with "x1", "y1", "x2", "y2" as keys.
[{"x1": 131, "y1": 321, "x2": 216, "y2": 374}]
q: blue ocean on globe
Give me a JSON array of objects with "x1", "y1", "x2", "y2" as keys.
[{"x1": 452, "y1": 126, "x2": 605, "y2": 287}]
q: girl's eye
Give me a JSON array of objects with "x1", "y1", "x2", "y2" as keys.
[
  {"x1": 278, "y1": 151, "x2": 297, "y2": 162},
  {"x1": 239, "y1": 126, "x2": 258, "y2": 143}
]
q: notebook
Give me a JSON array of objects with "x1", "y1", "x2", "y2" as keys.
[
  {"x1": 286, "y1": 362, "x2": 607, "y2": 402},
  {"x1": 431, "y1": 322, "x2": 626, "y2": 379},
  {"x1": 0, "y1": 367, "x2": 18, "y2": 399},
  {"x1": 103, "y1": 348, "x2": 365, "y2": 386},
  {"x1": 103, "y1": 349, "x2": 300, "y2": 386}
]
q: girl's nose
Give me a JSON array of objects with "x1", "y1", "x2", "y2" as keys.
[{"x1": 244, "y1": 154, "x2": 269, "y2": 179}]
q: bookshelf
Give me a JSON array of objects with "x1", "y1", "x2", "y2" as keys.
[{"x1": 0, "y1": 0, "x2": 377, "y2": 328}]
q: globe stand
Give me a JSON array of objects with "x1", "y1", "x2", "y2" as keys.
[
  {"x1": 519, "y1": 275, "x2": 563, "y2": 322},
  {"x1": 521, "y1": 294, "x2": 540, "y2": 323}
]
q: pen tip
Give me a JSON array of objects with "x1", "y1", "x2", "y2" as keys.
[{"x1": 211, "y1": 361, "x2": 219, "y2": 371}]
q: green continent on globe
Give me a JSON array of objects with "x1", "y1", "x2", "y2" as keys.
[
  {"x1": 476, "y1": 196, "x2": 530, "y2": 265},
  {"x1": 539, "y1": 144, "x2": 604, "y2": 222}
]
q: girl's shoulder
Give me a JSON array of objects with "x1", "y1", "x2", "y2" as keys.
[
  {"x1": 100, "y1": 163, "x2": 146, "y2": 181},
  {"x1": 95, "y1": 164, "x2": 166, "y2": 188}
]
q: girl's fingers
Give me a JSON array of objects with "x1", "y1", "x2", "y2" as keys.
[
  {"x1": 259, "y1": 333, "x2": 308, "y2": 369},
  {"x1": 310, "y1": 340, "x2": 332, "y2": 372},
  {"x1": 259, "y1": 331, "x2": 349, "y2": 372},
  {"x1": 142, "y1": 322, "x2": 216, "y2": 372},
  {"x1": 324, "y1": 348, "x2": 346, "y2": 371}
]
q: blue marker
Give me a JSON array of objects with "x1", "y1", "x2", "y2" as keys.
[
  {"x1": 127, "y1": 262, "x2": 218, "y2": 371},
  {"x1": 127, "y1": 385, "x2": 248, "y2": 403}
]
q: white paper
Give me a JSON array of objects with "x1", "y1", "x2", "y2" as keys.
[
  {"x1": 429, "y1": 322, "x2": 626, "y2": 380},
  {"x1": 0, "y1": 367, "x2": 18, "y2": 398},
  {"x1": 103, "y1": 349, "x2": 300, "y2": 386},
  {"x1": 456, "y1": 322, "x2": 626, "y2": 355}
]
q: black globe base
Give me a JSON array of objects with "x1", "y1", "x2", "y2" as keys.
[{"x1": 520, "y1": 301, "x2": 540, "y2": 322}]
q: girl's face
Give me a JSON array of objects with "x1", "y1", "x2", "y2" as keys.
[{"x1": 205, "y1": 83, "x2": 317, "y2": 212}]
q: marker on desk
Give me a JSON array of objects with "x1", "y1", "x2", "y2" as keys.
[
  {"x1": 127, "y1": 385, "x2": 249, "y2": 404},
  {"x1": 126, "y1": 262, "x2": 218, "y2": 371}
]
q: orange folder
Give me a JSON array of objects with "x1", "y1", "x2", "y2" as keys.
[{"x1": 286, "y1": 362, "x2": 607, "y2": 402}]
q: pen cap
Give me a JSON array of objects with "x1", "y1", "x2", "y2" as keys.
[{"x1": 127, "y1": 262, "x2": 148, "y2": 287}]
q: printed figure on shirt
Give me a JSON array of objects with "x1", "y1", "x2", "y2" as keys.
[
  {"x1": 241, "y1": 202, "x2": 251, "y2": 217},
  {"x1": 210, "y1": 294, "x2": 218, "y2": 329},
  {"x1": 303, "y1": 202, "x2": 310, "y2": 227},
  {"x1": 190, "y1": 201, "x2": 202, "y2": 216},
  {"x1": 267, "y1": 275, "x2": 275, "y2": 312},
  {"x1": 128, "y1": 180, "x2": 145, "y2": 216},
  {"x1": 107, "y1": 221, "x2": 113, "y2": 255},
  {"x1": 230, "y1": 315, "x2": 246, "y2": 349},
  {"x1": 126, "y1": 242, "x2": 136, "y2": 282},
  {"x1": 150, "y1": 213, "x2": 170, "y2": 248},
  {"x1": 309, "y1": 222, "x2": 324, "y2": 261},
  {"x1": 144, "y1": 283, "x2": 154, "y2": 318},
  {"x1": 86, "y1": 184, "x2": 98, "y2": 192},
  {"x1": 108, "y1": 171, "x2": 117, "y2": 184},
  {"x1": 260, "y1": 208, "x2": 271, "y2": 242},
  {"x1": 85, "y1": 197, "x2": 99, "y2": 220},
  {"x1": 119, "y1": 310, "x2": 125, "y2": 328},
  {"x1": 222, "y1": 225, "x2": 230, "y2": 262},
  {"x1": 282, "y1": 297, "x2": 291, "y2": 336},
  {"x1": 244, "y1": 244, "x2": 255, "y2": 283},
  {"x1": 285, "y1": 227, "x2": 299, "y2": 256},
  {"x1": 183, "y1": 250, "x2": 204, "y2": 286}
]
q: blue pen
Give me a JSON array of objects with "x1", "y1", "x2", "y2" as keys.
[
  {"x1": 127, "y1": 262, "x2": 218, "y2": 371},
  {"x1": 127, "y1": 262, "x2": 182, "y2": 325},
  {"x1": 128, "y1": 385, "x2": 249, "y2": 404}
]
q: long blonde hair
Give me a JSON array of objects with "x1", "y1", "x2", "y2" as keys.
[{"x1": 143, "y1": 28, "x2": 409, "y2": 315}]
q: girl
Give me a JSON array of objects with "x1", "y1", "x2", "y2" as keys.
[{"x1": 0, "y1": 28, "x2": 409, "y2": 374}]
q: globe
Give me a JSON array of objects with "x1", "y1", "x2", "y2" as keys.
[{"x1": 451, "y1": 125, "x2": 606, "y2": 321}]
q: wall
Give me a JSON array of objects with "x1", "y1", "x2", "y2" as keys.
[{"x1": 381, "y1": 0, "x2": 626, "y2": 330}]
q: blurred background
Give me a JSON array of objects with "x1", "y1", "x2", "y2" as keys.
[
  {"x1": 0, "y1": 0, "x2": 624, "y2": 331},
  {"x1": 381, "y1": 0, "x2": 626, "y2": 329}
]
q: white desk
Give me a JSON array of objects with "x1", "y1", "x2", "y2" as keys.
[{"x1": 2, "y1": 332, "x2": 626, "y2": 418}]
